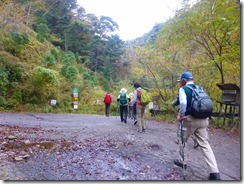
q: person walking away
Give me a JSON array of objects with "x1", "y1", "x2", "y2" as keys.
[
  {"x1": 117, "y1": 88, "x2": 129, "y2": 123},
  {"x1": 129, "y1": 92, "x2": 137, "y2": 125},
  {"x1": 128, "y1": 93, "x2": 134, "y2": 119},
  {"x1": 132, "y1": 102, "x2": 137, "y2": 125},
  {"x1": 131, "y1": 82, "x2": 146, "y2": 132},
  {"x1": 173, "y1": 71, "x2": 221, "y2": 180},
  {"x1": 104, "y1": 92, "x2": 112, "y2": 117},
  {"x1": 172, "y1": 77, "x2": 199, "y2": 148}
]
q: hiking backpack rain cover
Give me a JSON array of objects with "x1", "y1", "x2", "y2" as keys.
[
  {"x1": 185, "y1": 85, "x2": 213, "y2": 119},
  {"x1": 119, "y1": 92, "x2": 127, "y2": 105}
]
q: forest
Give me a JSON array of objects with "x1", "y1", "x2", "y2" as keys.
[{"x1": 0, "y1": 0, "x2": 240, "y2": 125}]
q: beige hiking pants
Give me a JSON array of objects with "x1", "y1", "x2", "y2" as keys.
[
  {"x1": 178, "y1": 115, "x2": 219, "y2": 173},
  {"x1": 136, "y1": 105, "x2": 146, "y2": 132}
]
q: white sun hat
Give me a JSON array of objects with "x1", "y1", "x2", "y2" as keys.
[{"x1": 120, "y1": 88, "x2": 127, "y2": 93}]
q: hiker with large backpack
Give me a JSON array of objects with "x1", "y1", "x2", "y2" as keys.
[
  {"x1": 117, "y1": 88, "x2": 129, "y2": 123},
  {"x1": 173, "y1": 71, "x2": 221, "y2": 180},
  {"x1": 172, "y1": 77, "x2": 199, "y2": 148},
  {"x1": 131, "y1": 82, "x2": 150, "y2": 133},
  {"x1": 104, "y1": 92, "x2": 112, "y2": 117}
]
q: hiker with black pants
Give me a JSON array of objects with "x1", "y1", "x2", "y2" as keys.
[
  {"x1": 129, "y1": 93, "x2": 137, "y2": 125},
  {"x1": 104, "y1": 92, "x2": 112, "y2": 117},
  {"x1": 173, "y1": 72, "x2": 221, "y2": 180},
  {"x1": 117, "y1": 88, "x2": 129, "y2": 123},
  {"x1": 132, "y1": 103, "x2": 137, "y2": 125}
]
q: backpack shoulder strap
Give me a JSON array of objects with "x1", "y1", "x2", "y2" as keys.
[
  {"x1": 185, "y1": 84, "x2": 198, "y2": 90},
  {"x1": 185, "y1": 84, "x2": 201, "y2": 93},
  {"x1": 185, "y1": 85, "x2": 194, "y2": 91}
]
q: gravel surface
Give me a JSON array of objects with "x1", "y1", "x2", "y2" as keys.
[{"x1": 0, "y1": 112, "x2": 240, "y2": 181}]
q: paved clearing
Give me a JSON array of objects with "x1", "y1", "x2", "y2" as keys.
[{"x1": 0, "y1": 112, "x2": 240, "y2": 180}]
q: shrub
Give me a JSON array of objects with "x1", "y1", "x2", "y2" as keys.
[
  {"x1": 44, "y1": 55, "x2": 57, "y2": 67},
  {"x1": 29, "y1": 67, "x2": 60, "y2": 103}
]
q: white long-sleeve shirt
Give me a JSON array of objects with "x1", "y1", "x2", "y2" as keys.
[{"x1": 178, "y1": 81, "x2": 194, "y2": 116}]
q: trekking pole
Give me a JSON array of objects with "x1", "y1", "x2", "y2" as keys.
[
  {"x1": 117, "y1": 101, "x2": 119, "y2": 119},
  {"x1": 172, "y1": 106, "x2": 177, "y2": 114},
  {"x1": 180, "y1": 120, "x2": 186, "y2": 180}
]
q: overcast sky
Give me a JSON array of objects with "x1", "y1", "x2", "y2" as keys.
[{"x1": 77, "y1": 0, "x2": 183, "y2": 41}]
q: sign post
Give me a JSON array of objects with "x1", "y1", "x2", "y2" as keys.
[{"x1": 73, "y1": 88, "x2": 78, "y2": 109}]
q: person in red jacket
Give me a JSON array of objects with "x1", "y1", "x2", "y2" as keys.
[{"x1": 104, "y1": 92, "x2": 112, "y2": 117}]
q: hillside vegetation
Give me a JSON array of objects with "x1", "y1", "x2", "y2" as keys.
[{"x1": 0, "y1": 0, "x2": 240, "y2": 121}]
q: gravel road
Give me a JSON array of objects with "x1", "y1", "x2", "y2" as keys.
[{"x1": 0, "y1": 112, "x2": 240, "y2": 181}]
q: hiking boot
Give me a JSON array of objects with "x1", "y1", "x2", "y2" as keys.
[
  {"x1": 137, "y1": 129, "x2": 142, "y2": 133},
  {"x1": 175, "y1": 139, "x2": 179, "y2": 144},
  {"x1": 142, "y1": 128, "x2": 146, "y2": 132},
  {"x1": 124, "y1": 119, "x2": 127, "y2": 123},
  {"x1": 134, "y1": 120, "x2": 137, "y2": 125},
  {"x1": 209, "y1": 173, "x2": 221, "y2": 180},
  {"x1": 173, "y1": 159, "x2": 187, "y2": 169}
]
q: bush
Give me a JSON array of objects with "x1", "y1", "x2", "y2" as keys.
[
  {"x1": 35, "y1": 23, "x2": 50, "y2": 40},
  {"x1": 0, "y1": 68, "x2": 9, "y2": 96},
  {"x1": 63, "y1": 51, "x2": 76, "y2": 64},
  {"x1": 61, "y1": 64, "x2": 78, "y2": 82},
  {"x1": 29, "y1": 67, "x2": 60, "y2": 103},
  {"x1": 10, "y1": 32, "x2": 29, "y2": 45},
  {"x1": 36, "y1": 34, "x2": 45, "y2": 43},
  {"x1": 50, "y1": 48, "x2": 61, "y2": 61},
  {"x1": 44, "y1": 55, "x2": 57, "y2": 67}
]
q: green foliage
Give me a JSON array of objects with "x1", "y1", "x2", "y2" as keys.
[
  {"x1": 30, "y1": 66, "x2": 59, "y2": 88},
  {"x1": 43, "y1": 48, "x2": 61, "y2": 67},
  {"x1": 64, "y1": 21, "x2": 92, "y2": 55},
  {"x1": 62, "y1": 51, "x2": 76, "y2": 64},
  {"x1": 36, "y1": 34, "x2": 45, "y2": 43},
  {"x1": 96, "y1": 16, "x2": 119, "y2": 38},
  {"x1": 0, "y1": 53, "x2": 24, "y2": 99},
  {"x1": 83, "y1": 72, "x2": 97, "y2": 87},
  {"x1": 77, "y1": 65, "x2": 85, "y2": 73},
  {"x1": 125, "y1": 0, "x2": 240, "y2": 111},
  {"x1": 29, "y1": 67, "x2": 60, "y2": 104},
  {"x1": 50, "y1": 48, "x2": 61, "y2": 61},
  {"x1": 2, "y1": 32, "x2": 30, "y2": 55},
  {"x1": 64, "y1": 66, "x2": 78, "y2": 82},
  {"x1": 103, "y1": 57, "x2": 111, "y2": 91},
  {"x1": 0, "y1": 67, "x2": 9, "y2": 96},
  {"x1": 44, "y1": 55, "x2": 57, "y2": 67},
  {"x1": 35, "y1": 23, "x2": 50, "y2": 39},
  {"x1": 10, "y1": 32, "x2": 30, "y2": 45}
]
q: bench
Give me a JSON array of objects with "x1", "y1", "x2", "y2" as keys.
[{"x1": 213, "y1": 101, "x2": 240, "y2": 128}]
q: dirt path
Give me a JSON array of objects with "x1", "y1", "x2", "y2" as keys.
[{"x1": 0, "y1": 112, "x2": 240, "y2": 180}]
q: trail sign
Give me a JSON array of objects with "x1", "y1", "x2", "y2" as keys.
[
  {"x1": 73, "y1": 88, "x2": 78, "y2": 93},
  {"x1": 73, "y1": 88, "x2": 79, "y2": 109}
]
